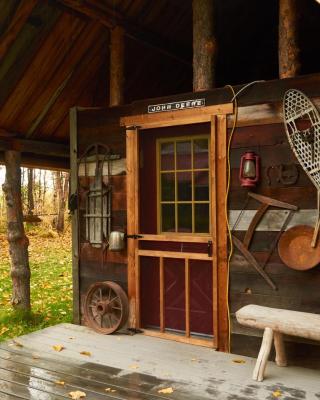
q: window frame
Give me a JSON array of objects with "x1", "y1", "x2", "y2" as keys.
[{"x1": 156, "y1": 134, "x2": 211, "y2": 235}]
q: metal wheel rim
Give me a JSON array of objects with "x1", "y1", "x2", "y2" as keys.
[{"x1": 84, "y1": 281, "x2": 128, "y2": 334}]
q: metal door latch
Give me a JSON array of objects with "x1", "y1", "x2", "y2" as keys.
[
  {"x1": 207, "y1": 240, "x2": 213, "y2": 257},
  {"x1": 126, "y1": 234, "x2": 144, "y2": 239}
]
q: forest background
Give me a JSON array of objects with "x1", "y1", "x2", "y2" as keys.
[{"x1": 0, "y1": 167, "x2": 72, "y2": 341}]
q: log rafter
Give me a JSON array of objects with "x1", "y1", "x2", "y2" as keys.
[
  {"x1": 0, "y1": 0, "x2": 38, "y2": 62},
  {"x1": 56, "y1": 0, "x2": 191, "y2": 66}
]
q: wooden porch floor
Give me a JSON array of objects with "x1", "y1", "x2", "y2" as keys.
[{"x1": 0, "y1": 323, "x2": 319, "y2": 399}]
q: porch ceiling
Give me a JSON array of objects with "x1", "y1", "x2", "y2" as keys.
[{"x1": 0, "y1": 0, "x2": 320, "y2": 168}]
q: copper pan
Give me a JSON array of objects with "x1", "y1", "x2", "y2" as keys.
[{"x1": 278, "y1": 225, "x2": 320, "y2": 270}]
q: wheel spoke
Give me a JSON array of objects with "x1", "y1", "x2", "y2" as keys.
[
  {"x1": 109, "y1": 296, "x2": 120, "y2": 304},
  {"x1": 99, "y1": 288, "x2": 103, "y2": 301},
  {"x1": 111, "y1": 306, "x2": 122, "y2": 310}
]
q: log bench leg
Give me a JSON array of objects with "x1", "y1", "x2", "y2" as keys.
[
  {"x1": 253, "y1": 327, "x2": 273, "y2": 382},
  {"x1": 274, "y1": 332, "x2": 287, "y2": 367}
]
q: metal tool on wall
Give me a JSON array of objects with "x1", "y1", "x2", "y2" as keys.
[
  {"x1": 78, "y1": 143, "x2": 113, "y2": 249},
  {"x1": 278, "y1": 225, "x2": 320, "y2": 270},
  {"x1": 283, "y1": 89, "x2": 320, "y2": 247},
  {"x1": 266, "y1": 163, "x2": 299, "y2": 186},
  {"x1": 232, "y1": 192, "x2": 298, "y2": 290}
]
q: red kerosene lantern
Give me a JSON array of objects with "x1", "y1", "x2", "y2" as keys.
[{"x1": 239, "y1": 151, "x2": 260, "y2": 187}]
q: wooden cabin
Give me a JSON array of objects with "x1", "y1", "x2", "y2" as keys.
[
  {"x1": 1, "y1": 0, "x2": 320, "y2": 371},
  {"x1": 71, "y1": 73, "x2": 320, "y2": 365}
]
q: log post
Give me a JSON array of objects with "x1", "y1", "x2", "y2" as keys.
[
  {"x1": 3, "y1": 151, "x2": 30, "y2": 311},
  {"x1": 279, "y1": 0, "x2": 300, "y2": 79},
  {"x1": 193, "y1": 0, "x2": 216, "y2": 91},
  {"x1": 109, "y1": 25, "x2": 125, "y2": 106}
]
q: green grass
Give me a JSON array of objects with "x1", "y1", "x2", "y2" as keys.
[{"x1": 0, "y1": 224, "x2": 72, "y2": 341}]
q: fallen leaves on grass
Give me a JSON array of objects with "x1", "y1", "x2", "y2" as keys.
[
  {"x1": 68, "y1": 391, "x2": 86, "y2": 399},
  {"x1": 0, "y1": 227, "x2": 72, "y2": 343},
  {"x1": 158, "y1": 387, "x2": 174, "y2": 394},
  {"x1": 52, "y1": 344, "x2": 65, "y2": 352},
  {"x1": 80, "y1": 351, "x2": 91, "y2": 357},
  {"x1": 0, "y1": 327, "x2": 9, "y2": 336}
]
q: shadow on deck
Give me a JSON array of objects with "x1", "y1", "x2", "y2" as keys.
[{"x1": 0, "y1": 323, "x2": 319, "y2": 399}]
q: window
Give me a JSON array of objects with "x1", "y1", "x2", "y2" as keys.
[{"x1": 158, "y1": 136, "x2": 210, "y2": 234}]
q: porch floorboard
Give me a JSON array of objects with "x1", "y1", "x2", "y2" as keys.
[{"x1": 0, "y1": 323, "x2": 319, "y2": 399}]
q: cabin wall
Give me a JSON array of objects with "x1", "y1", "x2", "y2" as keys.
[
  {"x1": 74, "y1": 79, "x2": 320, "y2": 364},
  {"x1": 76, "y1": 107, "x2": 129, "y2": 324},
  {"x1": 229, "y1": 122, "x2": 320, "y2": 366}
]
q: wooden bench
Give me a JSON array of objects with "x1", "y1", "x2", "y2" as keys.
[{"x1": 236, "y1": 305, "x2": 320, "y2": 382}]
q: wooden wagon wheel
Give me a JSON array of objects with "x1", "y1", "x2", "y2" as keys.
[{"x1": 84, "y1": 281, "x2": 129, "y2": 334}]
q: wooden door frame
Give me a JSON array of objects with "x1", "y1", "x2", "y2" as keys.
[{"x1": 120, "y1": 103, "x2": 233, "y2": 351}]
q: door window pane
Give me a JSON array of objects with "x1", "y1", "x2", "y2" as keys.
[
  {"x1": 178, "y1": 204, "x2": 192, "y2": 233},
  {"x1": 159, "y1": 136, "x2": 210, "y2": 234},
  {"x1": 194, "y1": 171, "x2": 209, "y2": 201},
  {"x1": 177, "y1": 172, "x2": 192, "y2": 201},
  {"x1": 194, "y1": 139, "x2": 209, "y2": 169},
  {"x1": 161, "y1": 142, "x2": 174, "y2": 170},
  {"x1": 161, "y1": 173, "x2": 175, "y2": 201},
  {"x1": 195, "y1": 204, "x2": 209, "y2": 233},
  {"x1": 176, "y1": 141, "x2": 191, "y2": 170},
  {"x1": 162, "y1": 204, "x2": 175, "y2": 232}
]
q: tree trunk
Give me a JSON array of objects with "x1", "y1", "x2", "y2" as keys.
[
  {"x1": 193, "y1": 0, "x2": 216, "y2": 91},
  {"x1": 279, "y1": 0, "x2": 300, "y2": 79},
  {"x1": 55, "y1": 172, "x2": 69, "y2": 233},
  {"x1": 42, "y1": 170, "x2": 47, "y2": 214},
  {"x1": 27, "y1": 168, "x2": 34, "y2": 215},
  {"x1": 3, "y1": 151, "x2": 30, "y2": 311},
  {"x1": 109, "y1": 25, "x2": 125, "y2": 106}
]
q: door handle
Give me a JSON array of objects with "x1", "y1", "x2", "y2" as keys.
[
  {"x1": 126, "y1": 234, "x2": 144, "y2": 239},
  {"x1": 207, "y1": 240, "x2": 213, "y2": 257}
]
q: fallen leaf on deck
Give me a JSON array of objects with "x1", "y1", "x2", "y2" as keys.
[
  {"x1": 105, "y1": 388, "x2": 117, "y2": 393},
  {"x1": 191, "y1": 358, "x2": 198, "y2": 362},
  {"x1": 55, "y1": 380, "x2": 65, "y2": 386},
  {"x1": 129, "y1": 364, "x2": 139, "y2": 369},
  {"x1": 52, "y1": 345, "x2": 65, "y2": 352},
  {"x1": 80, "y1": 351, "x2": 91, "y2": 356},
  {"x1": 272, "y1": 390, "x2": 282, "y2": 398},
  {"x1": 232, "y1": 359, "x2": 246, "y2": 364},
  {"x1": 32, "y1": 354, "x2": 40, "y2": 359},
  {"x1": 69, "y1": 337, "x2": 76, "y2": 340},
  {"x1": 158, "y1": 387, "x2": 174, "y2": 394},
  {"x1": 12, "y1": 340, "x2": 23, "y2": 347},
  {"x1": 68, "y1": 391, "x2": 86, "y2": 399}
]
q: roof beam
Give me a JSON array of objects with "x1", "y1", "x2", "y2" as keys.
[
  {"x1": 57, "y1": 0, "x2": 191, "y2": 66},
  {"x1": 0, "y1": 0, "x2": 38, "y2": 62},
  {"x1": 0, "y1": 133, "x2": 69, "y2": 159}
]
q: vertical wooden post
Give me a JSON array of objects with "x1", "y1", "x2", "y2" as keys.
[
  {"x1": 109, "y1": 25, "x2": 125, "y2": 106},
  {"x1": 126, "y1": 127, "x2": 139, "y2": 328},
  {"x1": 193, "y1": 0, "x2": 216, "y2": 91},
  {"x1": 210, "y1": 115, "x2": 219, "y2": 348},
  {"x1": 279, "y1": 0, "x2": 300, "y2": 79},
  {"x1": 70, "y1": 107, "x2": 80, "y2": 324},
  {"x1": 3, "y1": 150, "x2": 30, "y2": 311},
  {"x1": 216, "y1": 115, "x2": 229, "y2": 352}
]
